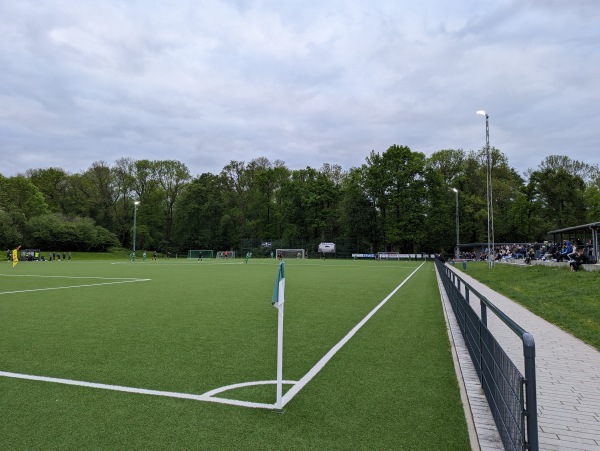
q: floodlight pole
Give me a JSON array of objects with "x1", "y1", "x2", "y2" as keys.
[
  {"x1": 477, "y1": 111, "x2": 494, "y2": 268},
  {"x1": 452, "y1": 188, "x2": 460, "y2": 260},
  {"x1": 133, "y1": 201, "x2": 140, "y2": 257}
]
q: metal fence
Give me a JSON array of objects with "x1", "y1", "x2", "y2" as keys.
[{"x1": 435, "y1": 259, "x2": 538, "y2": 451}]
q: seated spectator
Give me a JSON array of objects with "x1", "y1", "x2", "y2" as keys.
[
  {"x1": 569, "y1": 247, "x2": 586, "y2": 271},
  {"x1": 556, "y1": 240, "x2": 573, "y2": 262},
  {"x1": 524, "y1": 247, "x2": 536, "y2": 264}
]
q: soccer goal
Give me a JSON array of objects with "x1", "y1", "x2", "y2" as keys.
[
  {"x1": 276, "y1": 249, "x2": 305, "y2": 259},
  {"x1": 187, "y1": 250, "x2": 214, "y2": 259},
  {"x1": 216, "y1": 251, "x2": 236, "y2": 259}
]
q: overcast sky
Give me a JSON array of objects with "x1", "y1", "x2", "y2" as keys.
[{"x1": 1, "y1": 0, "x2": 599, "y2": 179}]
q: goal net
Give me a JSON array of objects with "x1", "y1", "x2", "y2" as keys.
[
  {"x1": 187, "y1": 250, "x2": 214, "y2": 259},
  {"x1": 216, "y1": 251, "x2": 236, "y2": 259},
  {"x1": 276, "y1": 249, "x2": 305, "y2": 259}
]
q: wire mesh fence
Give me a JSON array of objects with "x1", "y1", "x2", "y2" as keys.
[{"x1": 435, "y1": 258, "x2": 538, "y2": 451}]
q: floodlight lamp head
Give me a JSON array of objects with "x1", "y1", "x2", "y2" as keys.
[{"x1": 476, "y1": 110, "x2": 486, "y2": 116}]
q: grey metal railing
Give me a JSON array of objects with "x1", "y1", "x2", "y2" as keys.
[{"x1": 435, "y1": 259, "x2": 538, "y2": 451}]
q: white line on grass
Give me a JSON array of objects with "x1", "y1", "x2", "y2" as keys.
[
  {"x1": 280, "y1": 261, "x2": 425, "y2": 408},
  {"x1": 0, "y1": 274, "x2": 145, "y2": 280},
  {"x1": 0, "y1": 262, "x2": 423, "y2": 409},
  {"x1": 0, "y1": 279, "x2": 151, "y2": 296},
  {"x1": 0, "y1": 370, "x2": 296, "y2": 409}
]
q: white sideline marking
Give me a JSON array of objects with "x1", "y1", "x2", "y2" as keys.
[
  {"x1": 0, "y1": 277, "x2": 150, "y2": 296},
  {"x1": 0, "y1": 275, "x2": 146, "y2": 280},
  {"x1": 280, "y1": 261, "x2": 425, "y2": 408},
  {"x1": 202, "y1": 379, "x2": 298, "y2": 397},
  {"x1": 0, "y1": 371, "x2": 295, "y2": 410}
]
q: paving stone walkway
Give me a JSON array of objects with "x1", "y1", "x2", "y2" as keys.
[{"x1": 440, "y1": 265, "x2": 600, "y2": 451}]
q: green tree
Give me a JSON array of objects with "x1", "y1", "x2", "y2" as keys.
[
  {"x1": 0, "y1": 176, "x2": 49, "y2": 244},
  {"x1": 26, "y1": 214, "x2": 119, "y2": 251},
  {"x1": 584, "y1": 172, "x2": 600, "y2": 223},
  {"x1": 82, "y1": 161, "x2": 119, "y2": 236},
  {"x1": 364, "y1": 145, "x2": 428, "y2": 252},
  {"x1": 426, "y1": 149, "x2": 469, "y2": 254},
  {"x1": 338, "y1": 167, "x2": 379, "y2": 253},
  {"x1": 26, "y1": 167, "x2": 71, "y2": 214},
  {"x1": 131, "y1": 159, "x2": 163, "y2": 251},
  {"x1": 155, "y1": 160, "x2": 191, "y2": 248},
  {"x1": 172, "y1": 172, "x2": 229, "y2": 251},
  {"x1": 528, "y1": 167, "x2": 586, "y2": 229},
  {"x1": 0, "y1": 209, "x2": 23, "y2": 249}
]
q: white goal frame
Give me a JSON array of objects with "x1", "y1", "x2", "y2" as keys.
[
  {"x1": 187, "y1": 250, "x2": 214, "y2": 259},
  {"x1": 276, "y1": 249, "x2": 305, "y2": 259},
  {"x1": 216, "y1": 251, "x2": 236, "y2": 259}
]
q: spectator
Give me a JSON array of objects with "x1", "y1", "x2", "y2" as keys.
[
  {"x1": 556, "y1": 240, "x2": 573, "y2": 262},
  {"x1": 569, "y1": 247, "x2": 586, "y2": 271}
]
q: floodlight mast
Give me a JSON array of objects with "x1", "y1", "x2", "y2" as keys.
[
  {"x1": 133, "y1": 201, "x2": 140, "y2": 255},
  {"x1": 477, "y1": 110, "x2": 494, "y2": 268},
  {"x1": 452, "y1": 188, "x2": 459, "y2": 260}
]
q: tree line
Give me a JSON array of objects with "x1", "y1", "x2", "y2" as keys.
[{"x1": 1, "y1": 146, "x2": 599, "y2": 257}]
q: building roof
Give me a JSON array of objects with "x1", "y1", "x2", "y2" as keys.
[{"x1": 548, "y1": 222, "x2": 600, "y2": 235}]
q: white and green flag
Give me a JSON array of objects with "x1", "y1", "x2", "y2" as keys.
[{"x1": 271, "y1": 262, "x2": 285, "y2": 308}]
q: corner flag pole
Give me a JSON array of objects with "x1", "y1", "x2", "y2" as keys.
[{"x1": 271, "y1": 262, "x2": 285, "y2": 410}]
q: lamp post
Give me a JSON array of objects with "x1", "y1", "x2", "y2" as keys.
[
  {"x1": 133, "y1": 201, "x2": 140, "y2": 258},
  {"x1": 452, "y1": 188, "x2": 459, "y2": 260},
  {"x1": 476, "y1": 110, "x2": 494, "y2": 268}
]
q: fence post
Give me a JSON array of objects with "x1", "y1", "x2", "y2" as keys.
[
  {"x1": 480, "y1": 300, "x2": 487, "y2": 328},
  {"x1": 479, "y1": 300, "x2": 487, "y2": 385},
  {"x1": 523, "y1": 332, "x2": 539, "y2": 451}
]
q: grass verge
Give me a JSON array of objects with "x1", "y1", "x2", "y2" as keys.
[{"x1": 458, "y1": 262, "x2": 600, "y2": 351}]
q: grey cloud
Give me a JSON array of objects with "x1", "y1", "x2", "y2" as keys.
[{"x1": 1, "y1": 0, "x2": 599, "y2": 178}]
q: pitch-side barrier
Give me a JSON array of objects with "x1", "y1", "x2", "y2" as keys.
[{"x1": 435, "y1": 258, "x2": 538, "y2": 451}]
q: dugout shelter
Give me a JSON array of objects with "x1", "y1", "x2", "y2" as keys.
[
  {"x1": 19, "y1": 249, "x2": 41, "y2": 261},
  {"x1": 547, "y1": 222, "x2": 600, "y2": 264}
]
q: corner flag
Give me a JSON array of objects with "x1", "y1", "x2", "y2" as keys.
[
  {"x1": 271, "y1": 261, "x2": 286, "y2": 410},
  {"x1": 271, "y1": 262, "x2": 285, "y2": 308}
]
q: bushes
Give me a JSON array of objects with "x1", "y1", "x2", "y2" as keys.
[{"x1": 24, "y1": 214, "x2": 120, "y2": 252}]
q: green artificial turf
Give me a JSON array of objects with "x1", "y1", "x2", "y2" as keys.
[{"x1": 0, "y1": 258, "x2": 470, "y2": 450}]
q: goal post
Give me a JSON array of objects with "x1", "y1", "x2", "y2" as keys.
[
  {"x1": 187, "y1": 250, "x2": 214, "y2": 259},
  {"x1": 276, "y1": 249, "x2": 305, "y2": 260},
  {"x1": 216, "y1": 251, "x2": 236, "y2": 259}
]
